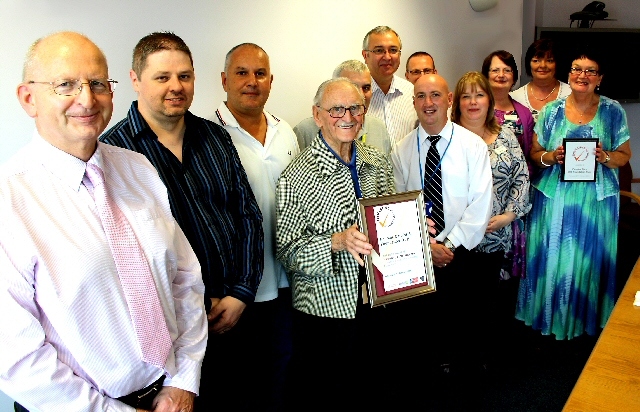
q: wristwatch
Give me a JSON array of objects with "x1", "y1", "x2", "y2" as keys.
[
  {"x1": 443, "y1": 238, "x2": 456, "y2": 253},
  {"x1": 604, "y1": 151, "x2": 611, "y2": 164}
]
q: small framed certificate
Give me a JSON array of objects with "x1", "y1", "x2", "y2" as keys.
[
  {"x1": 561, "y1": 138, "x2": 598, "y2": 182},
  {"x1": 358, "y1": 190, "x2": 436, "y2": 307}
]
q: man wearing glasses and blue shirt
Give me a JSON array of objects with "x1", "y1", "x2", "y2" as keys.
[{"x1": 362, "y1": 26, "x2": 418, "y2": 146}]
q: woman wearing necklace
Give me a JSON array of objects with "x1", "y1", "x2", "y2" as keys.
[
  {"x1": 451, "y1": 72, "x2": 531, "y2": 368},
  {"x1": 516, "y1": 49, "x2": 632, "y2": 341},
  {"x1": 510, "y1": 39, "x2": 572, "y2": 122}
]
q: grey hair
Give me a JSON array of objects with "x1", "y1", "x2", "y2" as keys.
[
  {"x1": 313, "y1": 78, "x2": 365, "y2": 107},
  {"x1": 332, "y1": 60, "x2": 369, "y2": 78},
  {"x1": 362, "y1": 26, "x2": 402, "y2": 51},
  {"x1": 224, "y1": 43, "x2": 268, "y2": 72}
]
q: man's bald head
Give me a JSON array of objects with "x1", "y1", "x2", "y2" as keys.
[
  {"x1": 17, "y1": 31, "x2": 113, "y2": 161},
  {"x1": 22, "y1": 32, "x2": 107, "y2": 82},
  {"x1": 413, "y1": 74, "x2": 452, "y2": 134}
]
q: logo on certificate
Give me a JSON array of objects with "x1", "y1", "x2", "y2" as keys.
[
  {"x1": 572, "y1": 146, "x2": 589, "y2": 161},
  {"x1": 375, "y1": 205, "x2": 395, "y2": 228}
]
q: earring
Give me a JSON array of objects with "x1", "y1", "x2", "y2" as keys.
[{"x1": 596, "y1": 84, "x2": 600, "y2": 92}]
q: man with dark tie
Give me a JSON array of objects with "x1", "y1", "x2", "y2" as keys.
[{"x1": 390, "y1": 74, "x2": 491, "y2": 377}]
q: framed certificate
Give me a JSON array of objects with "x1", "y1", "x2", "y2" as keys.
[
  {"x1": 358, "y1": 190, "x2": 436, "y2": 307},
  {"x1": 561, "y1": 138, "x2": 598, "y2": 182}
]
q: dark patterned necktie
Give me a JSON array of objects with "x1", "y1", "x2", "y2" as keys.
[{"x1": 424, "y1": 135, "x2": 444, "y2": 235}]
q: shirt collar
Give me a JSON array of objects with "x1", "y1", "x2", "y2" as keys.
[
  {"x1": 372, "y1": 75, "x2": 401, "y2": 95},
  {"x1": 127, "y1": 100, "x2": 196, "y2": 141},
  {"x1": 418, "y1": 120, "x2": 453, "y2": 145},
  {"x1": 31, "y1": 130, "x2": 104, "y2": 192},
  {"x1": 311, "y1": 133, "x2": 382, "y2": 178},
  {"x1": 215, "y1": 101, "x2": 280, "y2": 129}
]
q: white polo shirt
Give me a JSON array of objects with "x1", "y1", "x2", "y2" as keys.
[{"x1": 213, "y1": 102, "x2": 300, "y2": 302}]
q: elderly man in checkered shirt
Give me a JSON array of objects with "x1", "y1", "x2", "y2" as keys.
[{"x1": 276, "y1": 77, "x2": 395, "y2": 410}]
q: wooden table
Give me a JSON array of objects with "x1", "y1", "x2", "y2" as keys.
[{"x1": 563, "y1": 259, "x2": 640, "y2": 411}]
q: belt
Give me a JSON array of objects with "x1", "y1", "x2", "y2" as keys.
[{"x1": 117, "y1": 375, "x2": 165, "y2": 409}]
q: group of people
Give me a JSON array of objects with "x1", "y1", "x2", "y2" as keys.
[{"x1": 0, "y1": 23, "x2": 632, "y2": 412}]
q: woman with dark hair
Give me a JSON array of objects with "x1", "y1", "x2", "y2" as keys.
[
  {"x1": 481, "y1": 50, "x2": 536, "y2": 351},
  {"x1": 516, "y1": 49, "x2": 632, "y2": 340},
  {"x1": 482, "y1": 50, "x2": 535, "y2": 176},
  {"x1": 451, "y1": 72, "x2": 531, "y2": 364},
  {"x1": 510, "y1": 39, "x2": 572, "y2": 122}
]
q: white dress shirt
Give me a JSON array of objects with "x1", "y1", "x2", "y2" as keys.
[
  {"x1": 0, "y1": 133, "x2": 207, "y2": 411},
  {"x1": 368, "y1": 75, "x2": 418, "y2": 146},
  {"x1": 391, "y1": 121, "x2": 492, "y2": 249},
  {"x1": 213, "y1": 103, "x2": 299, "y2": 302}
]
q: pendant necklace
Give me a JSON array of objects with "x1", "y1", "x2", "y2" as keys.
[
  {"x1": 530, "y1": 82, "x2": 557, "y2": 101},
  {"x1": 571, "y1": 96, "x2": 594, "y2": 124}
]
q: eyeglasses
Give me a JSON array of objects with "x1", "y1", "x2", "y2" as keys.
[
  {"x1": 569, "y1": 67, "x2": 599, "y2": 77},
  {"x1": 318, "y1": 104, "x2": 366, "y2": 118},
  {"x1": 364, "y1": 47, "x2": 401, "y2": 56},
  {"x1": 28, "y1": 79, "x2": 118, "y2": 96},
  {"x1": 408, "y1": 68, "x2": 435, "y2": 76},
  {"x1": 489, "y1": 68, "x2": 513, "y2": 75}
]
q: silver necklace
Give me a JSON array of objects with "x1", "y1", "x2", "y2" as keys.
[
  {"x1": 571, "y1": 96, "x2": 594, "y2": 124},
  {"x1": 530, "y1": 82, "x2": 557, "y2": 101}
]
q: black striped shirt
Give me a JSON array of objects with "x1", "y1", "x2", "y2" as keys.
[{"x1": 100, "y1": 102, "x2": 264, "y2": 307}]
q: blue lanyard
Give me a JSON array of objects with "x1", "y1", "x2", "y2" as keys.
[
  {"x1": 319, "y1": 131, "x2": 362, "y2": 198},
  {"x1": 417, "y1": 124, "x2": 454, "y2": 190}
]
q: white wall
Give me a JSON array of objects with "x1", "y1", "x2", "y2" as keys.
[
  {"x1": 0, "y1": 0, "x2": 524, "y2": 164},
  {"x1": 0, "y1": 0, "x2": 524, "y2": 408},
  {"x1": 537, "y1": 0, "x2": 640, "y2": 194}
]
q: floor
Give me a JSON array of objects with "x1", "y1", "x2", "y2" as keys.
[{"x1": 369, "y1": 319, "x2": 598, "y2": 412}]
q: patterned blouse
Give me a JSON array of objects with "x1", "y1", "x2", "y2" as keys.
[{"x1": 476, "y1": 128, "x2": 532, "y2": 253}]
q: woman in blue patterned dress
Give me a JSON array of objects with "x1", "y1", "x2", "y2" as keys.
[
  {"x1": 516, "y1": 49, "x2": 632, "y2": 340},
  {"x1": 452, "y1": 72, "x2": 531, "y2": 363}
]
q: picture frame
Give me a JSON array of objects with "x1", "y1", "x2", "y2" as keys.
[
  {"x1": 358, "y1": 190, "x2": 436, "y2": 307},
  {"x1": 561, "y1": 138, "x2": 598, "y2": 182}
]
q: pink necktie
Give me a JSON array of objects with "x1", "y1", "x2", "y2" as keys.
[{"x1": 85, "y1": 163, "x2": 172, "y2": 369}]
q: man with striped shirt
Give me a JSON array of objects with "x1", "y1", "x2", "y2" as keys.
[
  {"x1": 362, "y1": 26, "x2": 418, "y2": 145},
  {"x1": 100, "y1": 32, "x2": 264, "y2": 410}
]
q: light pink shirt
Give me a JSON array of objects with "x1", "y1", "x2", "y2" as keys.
[{"x1": 0, "y1": 133, "x2": 207, "y2": 411}]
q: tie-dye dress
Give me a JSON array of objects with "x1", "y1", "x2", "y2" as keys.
[{"x1": 516, "y1": 95, "x2": 630, "y2": 340}]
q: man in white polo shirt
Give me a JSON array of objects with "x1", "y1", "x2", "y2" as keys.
[
  {"x1": 362, "y1": 25, "x2": 418, "y2": 145},
  {"x1": 213, "y1": 42, "x2": 299, "y2": 412}
]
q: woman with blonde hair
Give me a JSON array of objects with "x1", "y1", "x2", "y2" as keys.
[{"x1": 451, "y1": 72, "x2": 531, "y2": 365}]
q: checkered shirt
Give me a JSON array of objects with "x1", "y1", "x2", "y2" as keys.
[{"x1": 276, "y1": 135, "x2": 395, "y2": 319}]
